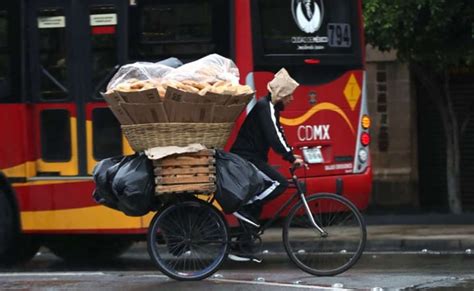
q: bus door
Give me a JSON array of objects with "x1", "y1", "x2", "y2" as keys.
[
  {"x1": 28, "y1": 0, "x2": 127, "y2": 178},
  {"x1": 83, "y1": 0, "x2": 128, "y2": 174}
]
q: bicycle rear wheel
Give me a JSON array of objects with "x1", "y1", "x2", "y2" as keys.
[
  {"x1": 283, "y1": 193, "x2": 366, "y2": 276},
  {"x1": 147, "y1": 200, "x2": 229, "y2": 281}
]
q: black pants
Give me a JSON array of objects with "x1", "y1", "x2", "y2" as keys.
[{"x1": 243, "y1": 159, "x2": 289, "y2": 218}]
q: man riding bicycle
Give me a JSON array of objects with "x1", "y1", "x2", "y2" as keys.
[{"x1": 230, "y1": 68, "x2": 305, "y2": 228}]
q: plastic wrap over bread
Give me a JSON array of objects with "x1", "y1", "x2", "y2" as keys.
[
  {"x1": 164, "y1": 54, "x2": 240, "y2": 85},
  {"x1": 106, "y1": 62, "x2": 175, "y2": 93}
]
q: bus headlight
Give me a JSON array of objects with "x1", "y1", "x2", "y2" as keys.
[{"x1": 358, "y1": 149, "x2": 368, "y2": 163}]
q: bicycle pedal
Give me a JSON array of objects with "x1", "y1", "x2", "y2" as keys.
[
  {"x1": 228, "y1": 253, "x2": 263, "y2": 263},
  {"x1": 228, "y1": 253, "x2": 251, "y2": 262}
]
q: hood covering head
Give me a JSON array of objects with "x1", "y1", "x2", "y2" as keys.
[{"x1": 267, "y1": 68, "x2": 300, "y2": 103}]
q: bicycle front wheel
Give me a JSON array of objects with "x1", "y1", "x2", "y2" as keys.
[
  {"x1": 283, "y1": 193, "x2": 366, "y2": 276},
  {"x1": 147, "y1": 200, "x2": 229, "y2": 281}
]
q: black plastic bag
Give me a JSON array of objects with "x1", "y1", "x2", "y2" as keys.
[
  {"x1": 92, "y1": 155, "x2": 134, "y2": 210},
  {"x1": 215, "y1": 150, "x2": 270, "y2": 214},
  {"x1": 111, "y1": 153, "x2": 155, "y2": 216}
]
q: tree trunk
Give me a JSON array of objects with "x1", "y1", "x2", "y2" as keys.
[
  {"x1": 442, "y1": 70, "x2": 462, "y2": 214},
  {"x1": 411, "y1": 63, "x2": 462, "y2": 213}
]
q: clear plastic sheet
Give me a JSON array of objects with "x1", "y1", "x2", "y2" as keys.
[
  {"x1": 164, "y1": 54, "x2": 240, "y2": 84},
  {"x1": 107, "y1": 54, "x2": 240, "y2": 92},
  {"x1": 106, "y1": 62, "x2": 174, "y2": 92}
]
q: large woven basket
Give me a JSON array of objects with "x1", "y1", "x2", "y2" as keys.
[{"x1": 121, "y1": 122, "x2": 234, "y2": 151}]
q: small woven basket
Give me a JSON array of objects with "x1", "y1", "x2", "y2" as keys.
[{"x1": 121, "y1": 122, "x2": 234, "y2": 151}]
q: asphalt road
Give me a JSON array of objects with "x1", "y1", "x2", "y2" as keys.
[{"x1": 1, "y1": 243, "x2": 474, "y2": 290}]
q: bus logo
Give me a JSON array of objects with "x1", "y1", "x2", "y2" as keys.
[
  {"x1": 291, "y1": 0, "x2": 324, "y2": 34},
  {"x1": 297, "y1": 124, "x2": 331, "y2": 141}
]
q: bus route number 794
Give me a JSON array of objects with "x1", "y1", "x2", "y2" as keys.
[{"x1": 328, "y1": 23, "x2": 351, "y2": 48}]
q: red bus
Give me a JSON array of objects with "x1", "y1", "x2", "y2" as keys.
[{"x1": 0, "y1": 0, "x2": 371, "y2": 264}]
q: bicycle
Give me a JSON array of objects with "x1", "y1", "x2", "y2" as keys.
[{"x1": 147, "y1": 166, "x2": 367, "y2": 281}]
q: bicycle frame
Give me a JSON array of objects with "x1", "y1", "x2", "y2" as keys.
[{"x1": 257, "y1": 167, "x2": 327, "y2": 236}]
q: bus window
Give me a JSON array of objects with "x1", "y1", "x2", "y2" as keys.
[
  {"x1": 40, "y1": 109, "x2": 72, "y2": 162},
  {"x1": 129, "y1": 0, "x2": 230, "y2": 61},
  {"x1": 0, "y1": 9, "x2": 10, "y2": 100},
  {"x1": 92, "y1": 108, "x2": 122, "y2": 160},
  {"x1": 90, "y1": 5, "x2": 118, "y2": 99},
  {"x1": 0, "y1": 5, "x2": 21, "y2": 102},
  {"x1": 38, "y1": 8, "x2": 69, "y2": 101},
  {"x1": 252, "y1": 0, "x2": 362, "y2": 71}
]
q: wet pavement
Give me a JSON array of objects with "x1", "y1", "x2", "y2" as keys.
[
  {"x1": 260, "y1": 224, "x2": 474, "y2": 252},
  {"x1": 1, "y1": 224, "x2": 474, "y2": 290},
  {"x1": 1, "y1": 243, "x2": 474, "y2": 290}
]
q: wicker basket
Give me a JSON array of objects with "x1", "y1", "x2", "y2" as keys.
[{"x1": 121, "y1": 122, "x2": 234, "y2": 151}]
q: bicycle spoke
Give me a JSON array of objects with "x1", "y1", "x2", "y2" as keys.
[
  {"x1": 190, "y1": 207, "x2": 206, "y2": 234},
  {"x1": 167, "y1": 241, "x2": 185, "y2": 255},
  {"x1": 165, "y1": 211, "x2": 184, "y2": 232},
  {"x1": 191, "y1": 245, "x2": 207, "y2": 271},
  {"x1": 192, "y1": 239, "x2": 226, "y2": 244},
  {"x1": 192, "y1": 243, "x2": 218, "y2": 263},
  {"x1": 195, "y1": 212, "x2": 216, "y2": 234},
  {"x1": 337, "y1": 212, "x2": 356, "y2": 228}
]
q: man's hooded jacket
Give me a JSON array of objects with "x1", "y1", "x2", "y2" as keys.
[{"x1": 230, "y1": 95, "x2": 296, "y2": 163}]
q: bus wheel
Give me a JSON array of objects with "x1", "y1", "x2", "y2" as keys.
[
  {"x1": 0, "y1": 189, "x2": 41, "y2": 266},
  {"x1": 46, "y1": 237, "x2": 134, "y2": 263}
]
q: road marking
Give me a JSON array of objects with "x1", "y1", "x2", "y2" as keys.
[
  {"x1": 139, "y1": 274, "x2": 346, "y2": 289},
  {"x1": 138, "y1": 274, "x2": 169, "y2": 278},
  {"x1": 210, "y1": 278, "x2": 349, "y2": 290},
  {"x1": 0, "y1": 272, "x2": 106, "y2": 277},
  {"x1": 0, "y1": 272, "x2": 345, "y2": 290}
]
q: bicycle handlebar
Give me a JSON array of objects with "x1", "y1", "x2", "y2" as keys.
[{"x1": 289, "y1": 163, "x2": 305, "y2": 176}]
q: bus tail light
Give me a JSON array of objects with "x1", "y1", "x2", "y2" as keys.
[
  {"x1": 361, "y1": 132, "x2": 371, "y2": 146},
  {"x1": 361, "y1": 115, "x2": 371, "y2": 129},
  {"x1": 304, "y1": 59, "x2": 320, "y2": 65}
]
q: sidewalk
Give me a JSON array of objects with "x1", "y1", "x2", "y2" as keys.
[
  {"x1": 363, "y1": 224, "x2": 474, "y2": 252},
  {"x1": 260, "y1": 217, "x2": 474, "y2": 252}
]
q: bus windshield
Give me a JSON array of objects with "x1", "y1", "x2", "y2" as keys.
[
  {"x1": 129, "y1": 0, "x2": 229, "y2": 62},
  {"x1": 252, "y1": 0, "x2": 362, "y2": 68}
]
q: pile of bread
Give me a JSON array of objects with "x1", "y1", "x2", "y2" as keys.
[
  {"x1": 111, "y1": 78, "x2": 253, "y2": 100},
  {"x1": 103, "y1": 54, "x2": 254, "y2": 125}
]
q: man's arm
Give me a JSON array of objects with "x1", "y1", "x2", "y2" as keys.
[{"x1": 257, "y1": 102, "x2": 296, "y2": 163}]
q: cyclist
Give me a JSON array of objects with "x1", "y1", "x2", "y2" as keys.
[{"x1": 230, "y1": 68, "x2": 305, "y2": 228}]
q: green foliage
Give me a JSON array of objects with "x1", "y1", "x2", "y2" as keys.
[{"x1": 363, "y1": 0, "x2": 474, "y2": 69}]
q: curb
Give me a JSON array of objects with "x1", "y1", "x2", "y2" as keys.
[{"x1": 259, "y1": 240, "x2": 474, "y2": 253}]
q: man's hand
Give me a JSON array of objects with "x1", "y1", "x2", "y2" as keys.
[{"x1": 293, "y1": 157, "x2": 307, "y2": 168}]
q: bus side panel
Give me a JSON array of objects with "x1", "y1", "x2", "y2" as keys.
[
  {"x1": 225, "y1": 0, "x2": 255, "y2": 151},
  {"x1": 13, "y1": 180, "x2": 149, "y2": 234},
  {"x1": 0, "y1": 104, "x2": 36, "y2": 177},
  {"x1": 260, "y1": 166, "x2": 372, "y2": 220}
]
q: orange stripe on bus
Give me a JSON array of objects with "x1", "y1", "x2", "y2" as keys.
[
  {"x1": 280, "y1": 102, "x2": 355, "y2": 134},
  {"x1": 20, "y1": 205, "x2": 155, "y2": 231},
  {"x1": 2, "y1": 161, "x2": 36, "y2": 177}
]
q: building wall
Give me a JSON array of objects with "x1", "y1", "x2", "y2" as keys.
[{"x1": 366, "y1": 46, "x2": 419, "y2": 210}]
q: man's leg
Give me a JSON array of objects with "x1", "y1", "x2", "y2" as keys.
[
  {"x1": 229, "y1": 160, "x2": 288, "y2": 261},
  {"x1": 244, "y1": 159, "x2": 289, "y2": 217}
]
